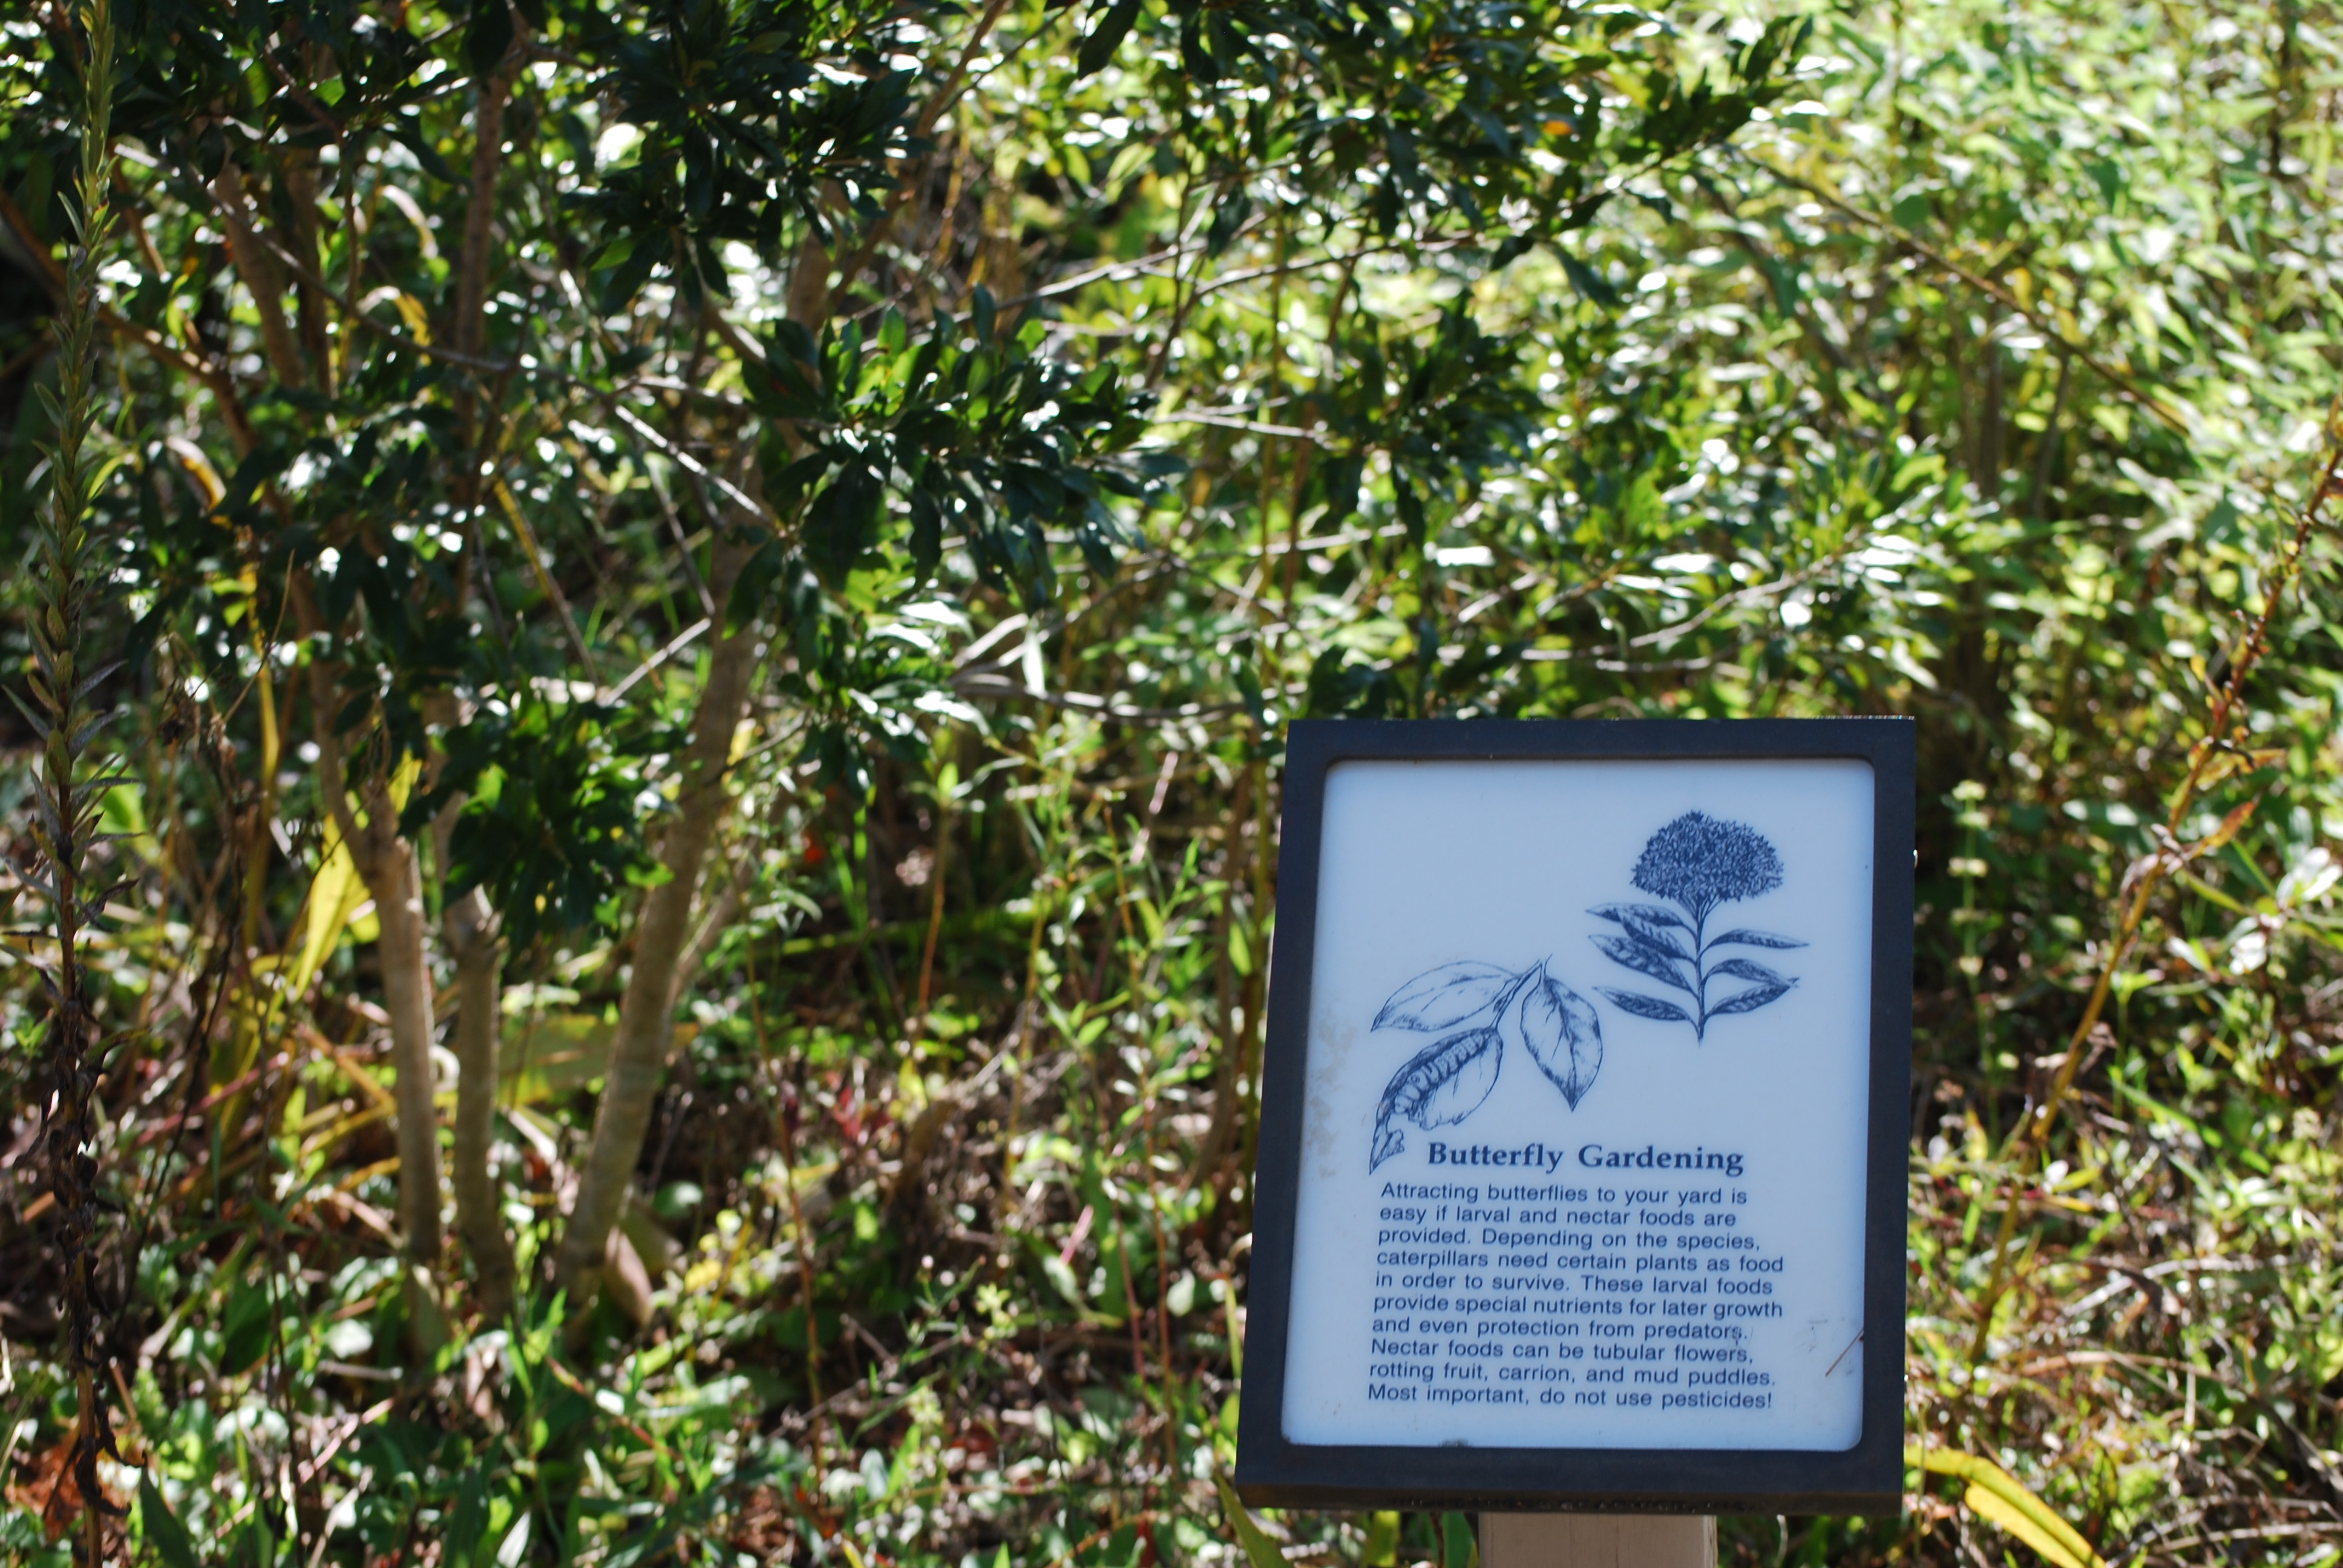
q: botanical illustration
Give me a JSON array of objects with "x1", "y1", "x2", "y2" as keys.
[
  {"x1": 1590, "y1": 811, "x2": 1806, "y2": 1040},
  {"x1": 1368, "y1": 961, "x2": 1603, "y2": 1170}
]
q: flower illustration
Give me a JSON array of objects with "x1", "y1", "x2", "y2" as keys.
[
  {"x1": 1590, "y1": 811, "x2": 1804, "y2": 1040},
  {"x1": 1631, "y1": 811, "x2": 1784, "y2": 923}
]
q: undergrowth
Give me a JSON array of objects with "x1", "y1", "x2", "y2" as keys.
[{"x1": 4, "y1": 0, "x2": 2343, "y2": 1564}]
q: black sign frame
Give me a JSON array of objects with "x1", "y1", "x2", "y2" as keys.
[{"x1": 1235, "y1": 718, "x2": 1914, "y2": 1516}]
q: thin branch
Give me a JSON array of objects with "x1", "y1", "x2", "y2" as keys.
[
  {"x1": 950, "y1": 667, "x2": 1246, "y2": 725},
  {"x1": 602, "y1": 617, "x2": 713, "y2": 705},
  {"x1": 492, "y1": 477, "x2": 605, "y2": 683}
]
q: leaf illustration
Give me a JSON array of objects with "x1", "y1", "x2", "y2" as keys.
[
  {"x1": 1615, "y1": 908, "x2": 1693, "y2": 960},
  {"x1": 1371, "y1": 1025, "x2": 1504, "y2": 1171},
  {"x1": 1709, "y1": 956, "x2": 1792, "y2": 986},
  {"x1": 1595, "y1": 987, "x2": 1694, "y2": 1024},
  {"x1": 1373, "y1": 961, "x2": 1523, "y2": 1032},
  {"x1": 1709, "y1": 980, "x2": 1794, "y2": 1016},
  {"x1": 1589, "y1": 901, "x2": 1686, "y2": 930},
  {"x1": 1504, "y1": 964, "x2": 1604, "y2": 1109},
  {"x1": 1706, "y1": 927, "x2": 1808, "y2": 950},
  {"x1": 1590, "y1": 932, "x2": 1694, "y2": 993}
]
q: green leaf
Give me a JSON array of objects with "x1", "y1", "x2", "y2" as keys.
[
  {"x1": 140, "y1": 1475, "x2": 202, "y2": 1568},
  {"x1": 447, "y1": 1475, "x2": 489, "y2": 1568},
  {"x1": 727, "y1": 540, "x2": 789, "y2": 635},
  {"x1": 1213, "y1": 1472, "x2": 1286, "y2": 1568},
  {"x1": 220, "y1": 1278, "x2": 275, "y2": 1374},
  {"x1": 1364, "y1": 1512, "x2": 1400, "y2": 1568},
  {"x1": 467, "y1": 0, "x2": 516, "y2": 79},
  {"x1": 1393, "y1": 474, "x2": 1425, "y2": 544},
  {"x1": 1443, "y1": 1514, "x2": 1479, "y2": 1568},
  {"x1": 806, "y1": 463, "x2": 883, "y2": 584},
  {"x1": 1076, "y1": 0, "x2": 1144, "y2": 78},
  {"x1": 1558, "y1": 250, "x2": 1619, "y2": 307}
]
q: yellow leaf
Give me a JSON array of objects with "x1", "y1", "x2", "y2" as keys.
[
  {"x1": 286, "y1": 820, "x2": 369, "y2": 999},
  {"x1": 166, "y1": 437, "x2": 225, "y2": 511},
  {"x1": 297, "y1": 1102, "x2": 391, "y2": 1160},
  {"x1": 1907, "y1": 1445, "x2": 2102, "y2": 1568},
  {"x1": 2192, "y1": 750, "x2": 2246, "y2": 789},
  {"x1": 387, "y1": 753, "x2": 422, "y2": 812},
  {"x1": 284, "y1": 755, "x2": 419, "y2": 987},
  {"x1": 1964, "y1": 1484, "x2": 2091, "y2": 1568},
  {"x1": 390, "y1": 292, "x2": 433, "y2": 345},
  {"x1": 2198, "y1": 799, "x2": 2257, "y2": 855}
]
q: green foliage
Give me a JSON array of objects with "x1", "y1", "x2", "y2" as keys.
[
  {"x1": 746, "y1": 296, "x2": 1164, "y2": 599},
  {"x1": 7, "y1": 0, "x2": 2343, "y2": 1565},
  {"x1": 416, "y1": 693, "x2": 667, "y2": 952},
  {"x1": 136, "y1": 1475, "x2": 200, "y2": 1568},
  {"x1": 574, "y1": 0, "x2": 922, "y2": 306}
]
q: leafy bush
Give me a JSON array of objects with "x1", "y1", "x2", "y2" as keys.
[{"x1": 3, "y1": 0, "x2": 2342, "y2": 1564}]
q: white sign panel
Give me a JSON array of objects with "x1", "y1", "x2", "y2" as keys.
[{"x1": 1280, "y1": 757, "x2": 1876, "y2": 1451}]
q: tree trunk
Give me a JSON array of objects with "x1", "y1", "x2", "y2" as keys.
[
  {"x1": 363, "y1": 815, "x2": 445, "y2": 1270},
  {"x1": 445, "y1": 884, "x2": 516, "y2": 1322},
  {"x1": 456, "y1": 73, "x2": 510, "y2": 359},
  {"x1": 439, "y1": 56, "x2": 520, "y2": 1325},
  {"x1": 554, "y1": 542, "x2": 762, "y2": 1304},
  {"x1": 298, "y1": 580, "x2": 447, "y2": 1360}
]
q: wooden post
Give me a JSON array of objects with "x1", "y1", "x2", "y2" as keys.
[{"x1": 1479, "y1": 1515, "x2": 1716, "y2": 1568}]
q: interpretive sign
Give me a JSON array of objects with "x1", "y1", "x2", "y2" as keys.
[{"x1": 1236, "y1": 719, "x2": 1913, "y2": 1515}]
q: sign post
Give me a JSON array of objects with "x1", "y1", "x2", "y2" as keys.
[{"x1": 1237, "y1": 720, "x2": 1913, "y2": 1550}]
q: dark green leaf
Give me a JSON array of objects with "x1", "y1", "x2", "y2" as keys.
[
  {"x1": 1076, "y1": 0, "x2": 1144, "y2": 79},
  {"x1": 467, "y1": 0, "x2": 514, "y2": 77},
  {"x1": 140, "y1": 1475, "x2": 201, "y2": 1568}
]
